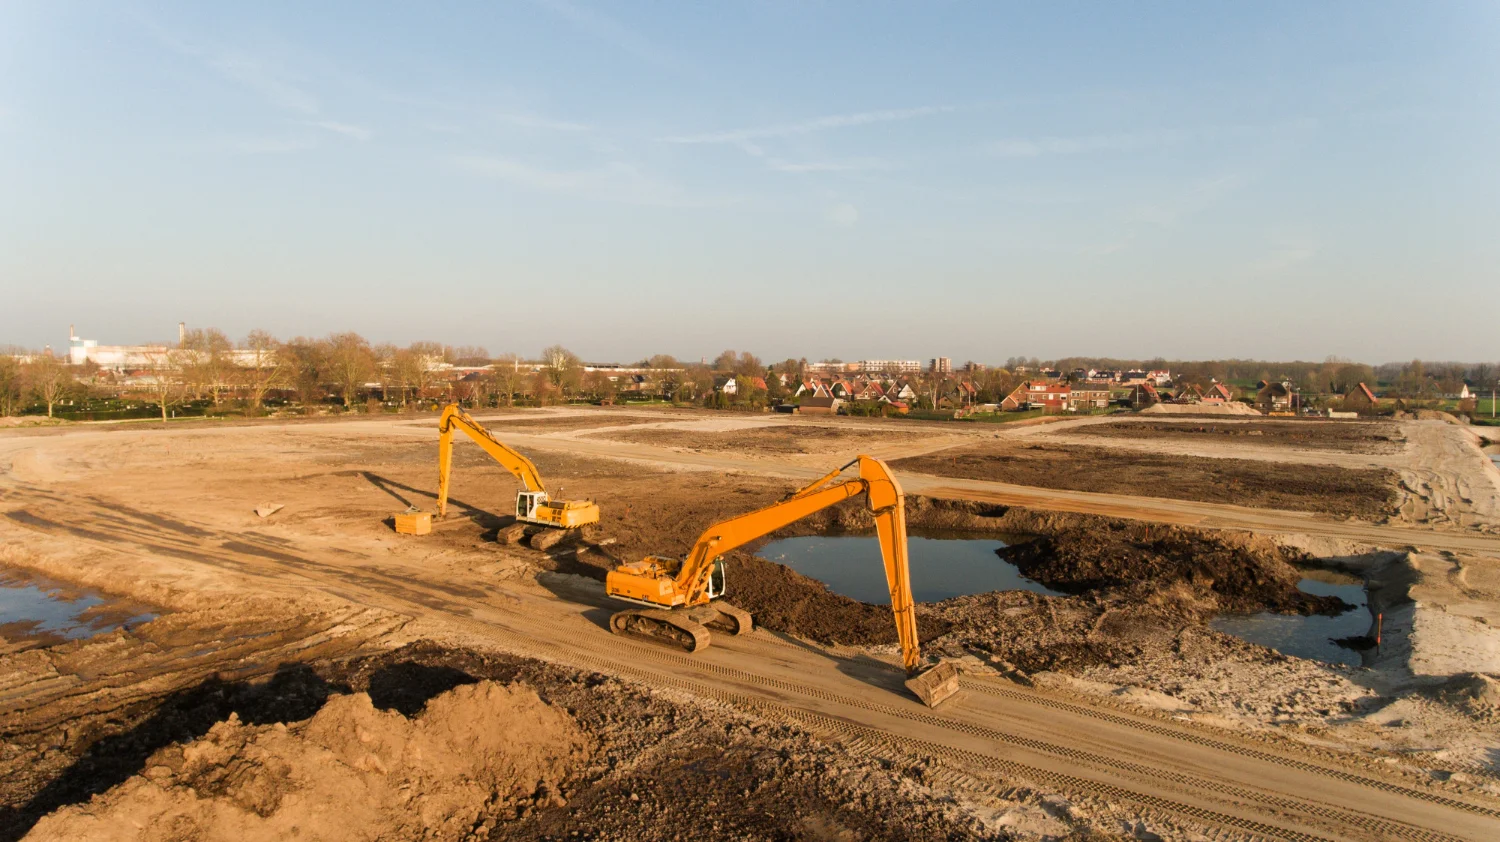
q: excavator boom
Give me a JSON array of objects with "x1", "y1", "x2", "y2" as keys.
[
  {"x1": 605, "y1": 455, "x2": 959, "y2": 707},
  {"x1": 435, "y1": 405, "x2": 600, "y2": 529}
]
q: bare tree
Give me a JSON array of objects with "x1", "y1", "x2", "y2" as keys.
[
  {"x1": 541, "y1": 345, "x2": 581, "y2": 398},
  {"x1": 181, "y1": 327, "x2": 234, "y2": 406},
  {"x1": 139, "y1": 345, "x2": 186, "y2": 423},
  {"x1": 453, "y1": 345, "x2": 490, "y2": 366},
  {"x1": 241, "y1": 330, "x2": 286, "y2": 412},
  {"x1": 489, "y1": 354, "x2": 525, "y2": 406},
  {"x1": 279, "y1": 337, "x2": 328, "y2": 409},
  {"x1": 0, "y1": 353, "x2": 24, "y2": 416},
  {"x1": 24, "y1": 353, "x2": 73, "y2": 418},
  {"x1": 373, "y1": 343, "x2": 398, "y2": 405},
  {"x1": 325, "y1": 332, "x2": 375, "y2": 409}
]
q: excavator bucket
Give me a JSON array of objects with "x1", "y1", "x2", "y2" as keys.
[{"x1": 905, "y1": 662, "x2": 961, "y2": 708}]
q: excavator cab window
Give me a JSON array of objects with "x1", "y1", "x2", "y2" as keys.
[{"x1": 706, "y1": 557, "x2": 726, "y2": 599}]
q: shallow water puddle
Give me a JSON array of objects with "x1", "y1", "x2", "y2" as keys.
[
  {"x1": 0, "y1": 576, "x2": 159, "y2": 643},
  {"x1": 756, "y1": 532, "x2": 1060, "y2": 604},
  {"x1": 1210, "y1": 570, "x2": 1371, "y2": 667}
]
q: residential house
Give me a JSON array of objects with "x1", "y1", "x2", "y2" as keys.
[
  {"x1": 1203, "y1": 383, "x2": 1235, "y2": 403},
  {"x1": 1174, "y1": 384, "x2": 1204, "y2": 403},
  {"x1": 715, "y1": 376, "x2": 738, "y2": 396},
  {"x1": 1342, "y1": 382, "x2": 1379, "y2": 413},
  {"x1": 1147, "y1": 369, "x2": 1172, "y2": 386},
  {"x1": 829, "y1": 380, "x2": 854, "y2": 400},
  {"x1": 799, "y1": 395, "x2": 842, "y2": 416},
  {"x1": 885, "y1": 381, "x2": 917, "y2": 402},
  {"x1": 1257, "y1": 381, "x2": 1298, "y2": 413}
]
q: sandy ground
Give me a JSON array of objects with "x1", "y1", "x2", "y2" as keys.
[{"x1": 3, "y1": 409, "x2": 1500, "y2": 840}]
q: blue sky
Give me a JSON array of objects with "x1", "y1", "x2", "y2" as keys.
[{"x1": 1, "y1": 1, "x2": 1496, "y2": 363}]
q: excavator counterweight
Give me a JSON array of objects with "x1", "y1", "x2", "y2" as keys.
[
  {"x1": 604, "y1": 455, "x2": 959, "y2": 708},
  {"x1": 433, "y1": 404, "x2": 600, "y2": 530}
]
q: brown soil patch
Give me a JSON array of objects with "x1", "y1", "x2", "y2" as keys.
[
  {"x1": 8, "y1": 643, "x2": 988, "y2": 842},
  {"x1": 475, "y1": 415, "x2": 666, "y2": 433},
  {"x1": 893, "y1": 442, "x2": 1400, "y2": 520},
  {"x1": 1074, "y1": 419, "x2": 1405, "y2": 454},
  {"x1": 593, "y1": 424, "x2": 923, "y2": 456}
]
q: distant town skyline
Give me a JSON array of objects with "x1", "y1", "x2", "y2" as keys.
[{"x1": 2, "y1": 2, "x2": 1496, "y2": 361}]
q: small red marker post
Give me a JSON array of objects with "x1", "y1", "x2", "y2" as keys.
[{"x1": 1376, "y1": 612, "x2": 1383, "y2": 654}]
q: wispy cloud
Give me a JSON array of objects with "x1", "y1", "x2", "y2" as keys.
[
  {"x1": 990, "y1": 130, "x2": 1188, "y2": 158},
  {"x1": 826, "y1": 203, "x2": 860, "y2": 228},
  {"x1": 154, "y1": 26, "x2": 367, "y2": 148},
  {"x1": 309, "y1": 120, "x2": 371, "y2": 141},
  {"x1": 530, "y1": 0, "x2": 676, "y2": 69},
  {"x1": 664, "y1": 105, "x2": 954, "y2": 144},
  {"x1": 734, "y1": 141, "x2": 888, "y2": 174},
  {"x1": 230, "y1": 136, "x2": 319, "y2": 155},
  {"x1": 453, "y1": 154, "x2": 720, "y2": 207},
  {"x1": 1249, "y1": 241, "x2": 1319, "y2": 274},
  {"x1": 492, "y1": 111, "x2": 592, "y2": 132}
]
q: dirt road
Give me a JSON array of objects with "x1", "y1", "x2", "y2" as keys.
[{"x1": 6, "y1": 415, "x2": 1500, "y2": 840}]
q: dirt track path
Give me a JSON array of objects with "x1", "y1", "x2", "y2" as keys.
[{"x1": 4, "y1": 482, "x2": 1499, "y2": 842}]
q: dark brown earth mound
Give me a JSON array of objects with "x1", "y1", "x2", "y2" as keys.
[
  {"x1": 997, "y1": 515, "x2": 1345, "y2": 615},
  {"x1": 726, "y1": 554, "x2": 953, "y2": 646},
  {"x1": 892, "y1": 442, "x2": 1400, "y2": 520}
]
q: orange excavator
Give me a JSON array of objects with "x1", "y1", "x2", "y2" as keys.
[
  {"x1": 435, "y1": 404, "x2": 600, "y2": 529},
  {"x1": 605, "y1": 455, "x2": 960, "y2": 707}
]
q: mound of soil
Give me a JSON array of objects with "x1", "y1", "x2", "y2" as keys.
[
  {"x1": 27, "y1": 681, "x2": 589, "y2": 842},
  {"x1": 10, "y1": 643, "x2": 993, "y2": 842},
  {"x1": 997, "y1": 515, "x2": 1345, "y2": 615},
  {"x1": 727, "y1": 554, "x2": 953, "y2": 646}
]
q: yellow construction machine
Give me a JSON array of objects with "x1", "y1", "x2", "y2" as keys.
[
  {"x1": 435, "y1": 404, "x2": 600, "y2": 529},
  {"x1": 605, "y1": 455, "x2": 960, "y2": 707}
]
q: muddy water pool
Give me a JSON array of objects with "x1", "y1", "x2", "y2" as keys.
[
  {"x1": 1210, "y1": 569, "x2": 1372, "y2": 667},
  {"x1": 0, "y1": 574, "x2": 159, "y2": 643},
  {"x1": 755, "y1": 532, "x2": 1060, "y2": 604}
]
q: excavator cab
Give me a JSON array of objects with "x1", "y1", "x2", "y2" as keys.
[
  {"x1": 517, "y1": 491, "x2": 548, "y2": 522},
  {"x1": 706, "y1": 557, "x2": 726, "y2": 599}
]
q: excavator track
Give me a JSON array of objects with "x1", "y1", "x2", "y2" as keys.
[
  {"x1": 696, "y1": 601, "x2": 753, "y2": 635},
  {"x1": 609, "y1": 608, "x2": 712, "y2": 652}
]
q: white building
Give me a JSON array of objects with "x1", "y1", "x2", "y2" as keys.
[
  {"x1": 930, "y1": 357, "x2": 952, "y2": 375},
  {"x1": 858, "y1": 359, "x2": 923, "y2": 373}
]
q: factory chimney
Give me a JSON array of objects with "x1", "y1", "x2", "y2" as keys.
[
  {"x1": 69, "y1": 324, "x2": 76, "y2": 341},
  {"x1": 178, "y1": 321, "x2": 186, "y2": 346}
]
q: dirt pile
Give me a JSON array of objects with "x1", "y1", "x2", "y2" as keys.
[
  {"x1": 726, "y1": 554, "x2": 953, "y2": 645},
  {"x1": 26, "y1": 681, "x2": 589, "y2": 842},
  {"x1": 1141, "y1": 402, "x2": 1262, "y2": 416},
  {"x1": 997, "y1": 514, "x2": 1344, "y2": 615},
  {"x1": 12, "y1": 643, "x2": 998, "y2": 842}
]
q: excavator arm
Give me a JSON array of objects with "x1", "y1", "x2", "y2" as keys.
[
  {"x1": 608, "y1": 455, "x2": 957, "y2": 705},
  {"x1": 436, "y1": 404, "x2": 548, "y2": 518}
]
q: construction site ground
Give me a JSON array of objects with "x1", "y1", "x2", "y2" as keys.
[{"x1": 4, "y1": 407, "x2": 1500, "y2": 841}]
